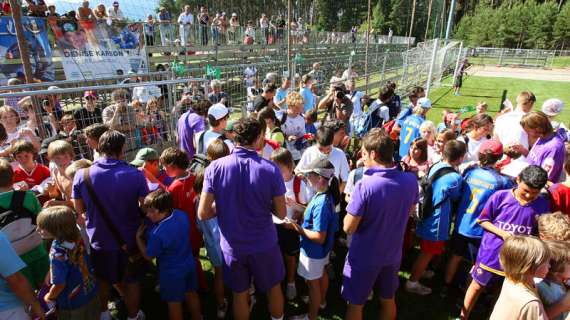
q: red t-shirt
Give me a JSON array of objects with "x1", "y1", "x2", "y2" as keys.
[
  {"x1": 13, "y1": 164, "x2": 50, "y2": 188},
  {"x1": 549, "y1": 183, "x2": 570, "y2": 216},
  {"x1": 167, "y1": 174, "x2": 203, "y2": 252}
]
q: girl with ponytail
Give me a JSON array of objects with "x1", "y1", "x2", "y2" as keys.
[
  {"x1": 284, "y1": 158, "x2": 339, "y2": 320},
  {"x1": 36, "y1": 206, "x2": 99, "y2": 320}
]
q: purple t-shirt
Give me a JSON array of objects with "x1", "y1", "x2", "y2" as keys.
[
  {"x1": 203, "y1": 147, "x2": 286, "y2": 255},
  {"x1": 475, "y1": 189, "x2": 549, "y2": 274},
  {"x1": 177, "y1": 110, "x2": 205, "y2": 160},
  {"x1": 72, "y1": 158, "x2": 148, "y2": 251},
  {"x1": 345, "y1": 167, "x2": 418, "y2": 269},
  {"x1": 527, "y1": 133, "x2": 565, "y2": 183}
]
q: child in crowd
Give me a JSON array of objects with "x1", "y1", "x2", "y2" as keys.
[
  {"x1": 548, "y1": 144, "x2": 570, "y2": 215},
  {"x1": 0, "y1": 158, "x2": 48, "y2": 289},
  {"x1": 258, "y1": 107, "x2": 285, "y2": 146},
  {"x1": 489, "y1": 235, "x2": 550, "y2": 320},
  {"x1": 160, "y1": 147, "x2": 207, "y2": 290},
  {"x1": 36, "y1": 206, "x2": 99, "y2": 320},
  {"x1": 406, "y1": 140, "x2": 466, "y2": 295},
  {"x1": 536, "y1": 240, "x2": 570, "y2": 320},
  {"x1": 281, "y1": 91, "x2": 307, "y2": 161},
  {"x1": 304, "y1": 108, "x2": 318, "y2": 137},
  {"x1": 461, "y1": 165, "x2": 550, "y2": 319},
  {"x1": 537, "y1": 212, "x2": 570, "y2": 241},
  {"x1": 443, "y1": 140, "x2": 513, "y2": 295},
  {"x1": 431, "y1": 129, "x2": 456, "y2": 164},
  {"x1": 131, "y1": 147, "x2": 173, "y2": 191},
  {"x1": 401, "y1": 138, "x2": 431, "y2": 178},
  {"x1": 192, "y1": 139, "x2": 230, "y2": 319},
  {"x1": 83, "y1": 123, "x2": 108, "y2": 161},
  {"x1": 12, "y1": 139, "x2": 50, "y2": 193},
  {"x1": 45, "y1": 140, "x2": 75, "y2": 208},
  {"x1": 287, "y1": 158, "x2": 339, "y2": 320},
  {"x1": 136, "y1": 189, "x2": 202, "y2": 320},
  {"x1": 271, "y1": 148, "x2": 308, "y2": 300}
]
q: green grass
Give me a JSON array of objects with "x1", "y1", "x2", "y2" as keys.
[{"x1": 427, "y1": 75, "x2": 570, "y2": 125}]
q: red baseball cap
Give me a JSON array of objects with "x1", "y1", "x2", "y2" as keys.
[
  {"x1": 479, "y1": 139, "x2": 503, "y2": 156},
  {"x1": 84, "y1": 90, "x2": 97, "y2": 99}
]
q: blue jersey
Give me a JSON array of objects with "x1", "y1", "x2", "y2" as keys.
[
  {"x1": 300, "y1": 192, "x2": 338, "y2": 259},
  {"x1": 455, "y1": 167, "x2": 514, "y2": 239},
  {"x1": 399, "y1": 114, "x2": 424, "y2": 158}
]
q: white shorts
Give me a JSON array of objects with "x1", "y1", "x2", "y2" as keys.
[
  {"x1": 297, "y1": 252, "x2": 329, "y2": 280},
  {"x1": 0, "y1": 307, "x2": 30, "y2": 320}
]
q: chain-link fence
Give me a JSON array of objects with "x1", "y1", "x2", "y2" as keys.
[
  {"x1": 0, "y1": 78, "x2": 206, "y2": 163},
  {"x1": 466, "y1": 47, "x2": 555, "y2": 68}
]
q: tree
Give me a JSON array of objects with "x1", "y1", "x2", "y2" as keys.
[{"x1": 553, "y1": 2, "x2": 570, "y2": 49}]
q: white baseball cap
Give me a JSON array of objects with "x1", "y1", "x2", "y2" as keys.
[
  {"x1": 417, "y1": 97, "x2": 432, "y2": 109},
  {"x1": 541, "y1": 98, "x2": 564, "y2": 117},
  {"x1": 47, "y1": 85, "x2": 60, "y2": 91},
  {"x1": 208, "y1": 103, "x2": 229, "y2": 120}
]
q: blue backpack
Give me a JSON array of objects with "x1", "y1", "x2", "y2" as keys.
[{"x1": 355, "y1": 103, "x2": 385, "y2": 138}]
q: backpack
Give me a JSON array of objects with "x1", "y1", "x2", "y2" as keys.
[
  {"x1": 418, "y1": 165, "x2": 458, "y2": 220},
  {"x1": 0, "y1": 191, "x2": 42, "y2": 255},
  {"x1": 356, "y1": 102, "x2": 385, "y2": 138},
  {"x1": 196, "y1": 131, "x2": 226, "y2": 155}
]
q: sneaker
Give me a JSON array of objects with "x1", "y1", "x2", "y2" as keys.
[
  {"x1": 320, "y1": 301, "x2": 327, "y2": 310},
  {"x1": 301, "y1": 295, "x2": 309, "y2": 304},
  {"x1": 405, "y1": 281, "x2": 432, "y2": 295},
  {"x1": 367, "y1": 291, "x2": 374, "y2": 301},
  {"x1": 286, "y1": 283, "x2": 297, "y2": 300},
  {"x1": 217, "y1": 299, "x2": 228, "y2": 319},
  {"x1": 422, "y1": 270, "x2": 435, "y2": 280}
]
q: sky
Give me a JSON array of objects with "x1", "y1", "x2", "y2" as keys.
[{"x1": 46, "y1": 0, "x2": 160, "y2": 21}]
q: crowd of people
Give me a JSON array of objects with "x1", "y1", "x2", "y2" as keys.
[{"x1": 0, "y1": 60, "x2": 569, "y2": 320}]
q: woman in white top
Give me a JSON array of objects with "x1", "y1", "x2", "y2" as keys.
[
  {"x1": 419, "y1": 120, "x2": 437, "y2": 164},
  {"x1": 457, "y1": 113, "x2": 493, "y2": 163}
]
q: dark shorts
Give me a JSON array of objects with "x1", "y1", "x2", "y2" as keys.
[
  {"x1": 450, "y1": 233, "x2": 481, "y2": 263},
  {"x1": 276, "y1": 224, "x2": 300, "y2": 256},
  {"x1": 91, "y1": 248, "x2": 145, "y2": 284},
  {"x1": 341, "y1": 263, "x2": 399, "y2": 305},
  {"x1": 222, "y1": 245, "x2": 285, "y2": 293},
  {"x1": 470, "y1": 262, "x2": 504, "y2": 287},
  {"x1": 454, "y1": 75, "x2": 463, "y2": 87},
  {"x1": 159, "y1": 270, "x2": 199, "y2": 302},
  {"x1": 420, "y1": 239, "x2": 446, "y2": 255}
]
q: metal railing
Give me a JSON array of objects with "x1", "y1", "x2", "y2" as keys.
[{"x1": 466, "y1": 47, "x2": 556, "y2": 68}]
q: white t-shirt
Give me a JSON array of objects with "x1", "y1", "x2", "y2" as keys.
[
  {"x1": 494, "y1": 111, "x2": 529, "y2": 150},
  {"x1": 284, "y1": 177, "x2": 309, "y2": 219},
  {"x1": 295, "y1": 145, "x2": 350, "y2": 183},
  {"x1": 194, "y1": 130, "x2": 234, "y2": 154},
  {"x1": 369, "y1": 99, "x2": 390, "y2": 123},
  {"x1": 178, "y1": 12, "x2": 194, "y2": 25},
  {"x1": 348, "y1": 91, "x2": 365, "y2": 116},
  {"x1": 458, "y1": 134, "x2": 488, "y2": 162},
  {"x1": 281, "y1": 114, "x2": 306, "y2": 160}
]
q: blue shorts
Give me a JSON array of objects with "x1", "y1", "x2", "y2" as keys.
[
  {"x1": 222, "y1": 245, "x2": 285, "y2": 293},
  {"x1": 197, "y1": 218, "x2": 223, "y2": 267},
  {"x1": 341, "y1": 263, "x2": 399, "y2": 304},
  {"x1": 159, "y1": 271, "x2": 199, "y2": 302}
]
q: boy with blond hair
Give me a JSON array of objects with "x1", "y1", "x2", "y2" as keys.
[{"x1": 537, "y1": 212, "x2": 570, "y2": 241}]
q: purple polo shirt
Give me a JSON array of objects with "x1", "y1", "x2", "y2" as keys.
[
  {"x1": 345, "y1": 167, "x2": 418, "y2": 269},
  {"x1": 475, "y1": 189, "x2": 549, "y2": 274},
  {"x1": 178, "y1": 110, "x2": 205, "y2": 159},
  {"x1": 72, "y1": 158, "x2": 148, "y2": 251},
  {"x1": 203, "y1": 147, "x2": 286, "y2": 256},
  {"x1": 527, "y1": 133, "x2": 565, "y2": 182}
]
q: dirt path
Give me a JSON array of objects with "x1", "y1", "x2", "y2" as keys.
[{"x1": 468, "y1": 65, "x2": 570, "y2": 82}]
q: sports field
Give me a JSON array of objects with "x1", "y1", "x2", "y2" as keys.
[{"x1": 427, "y1": 72, "x2": 570, "y2": 126}]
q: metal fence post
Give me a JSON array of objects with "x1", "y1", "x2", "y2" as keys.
[
  {"x1": 380, "y1": 54, "x2": 387, "y2": 83},
  {"x1": 498, "y1": 48, "x2": 505, "y2": 66},
  {"x1": 426, "y1": 38, "x2": 439, "y2": 97}
]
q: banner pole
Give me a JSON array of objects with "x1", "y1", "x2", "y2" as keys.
[{"x1": 7, "y1": 0, "x2": 48, "y2": 139}]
